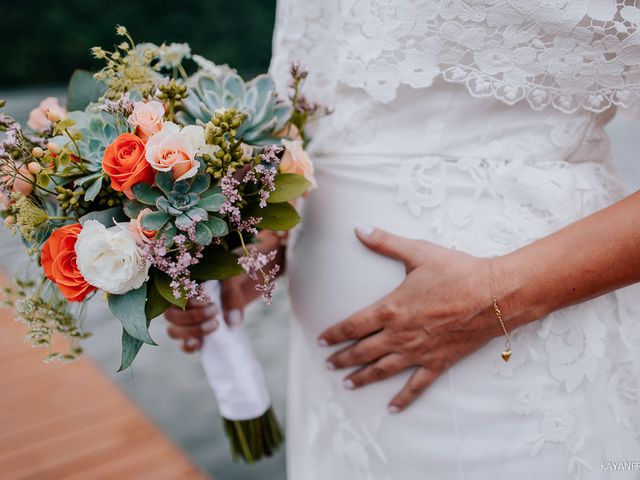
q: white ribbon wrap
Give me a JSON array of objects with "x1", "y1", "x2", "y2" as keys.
[{"x1": 199, "y1": 281, "x2": 272, "y2": 420}]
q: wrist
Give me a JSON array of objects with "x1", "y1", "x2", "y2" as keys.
[{"x1": 490, "y1": 250, "x2": 551, "y2": 330}]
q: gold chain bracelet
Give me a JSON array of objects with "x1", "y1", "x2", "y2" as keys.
[{"x1": 488, "y1": 257, "x2": 512, "y2": 362}]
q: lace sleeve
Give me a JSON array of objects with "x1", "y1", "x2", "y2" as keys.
[{"x1": 271, "y1": 0, "x2": 640, "y2": 114}]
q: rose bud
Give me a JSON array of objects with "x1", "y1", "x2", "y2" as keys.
[
  {"x1": 32, "y1": 147, "x2": 45, "y2": 158},
  {"x1": 46, "y1": 108, "x2": 62, "y2": 123}
]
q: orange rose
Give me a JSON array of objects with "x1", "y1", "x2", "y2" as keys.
[
  {"x1": 102, "y1": 133, "x2": 155, "y2": 199},
  {"x1": 41, "y1": 223, "x2": 97, "y2": 302}
]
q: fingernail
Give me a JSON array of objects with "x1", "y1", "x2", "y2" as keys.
[
  {"x1": 317, "y1": 337, "x2": 328, "y2": 347},
  {"x1": 186, "y1": 338, "x2": 201, "y2": 348},
  {"x1": 354, "y1": 222, "x2": 374, "y2": 238},
  {"x1": 325, "y1": 360, "x2": 335, "y2": 371},
  {"x1": 343, "y1": 379, "x2": 354, "y2": 390},
  {"x1": 227, "y1": 309, "x2": 243, "y2": 326},
  {"x1": 204, "y1": 305, "x2": 217, "y2": 319},
  {"x1": 202, "y1": 319, "x2": 218, "y2": 334},
  {"x1": 388, "y1": 405, "x2": 400, "y2": 414}
]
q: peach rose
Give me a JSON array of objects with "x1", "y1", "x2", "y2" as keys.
[
  {"x1": 102, "y1": 133, "x2": 155, "y2": 199},
  {"x1": 128, "y1": 100, "x2": 165, "y2": 141},
  {"x1": 280, "y1": 139, "x2": 317, "y2": 189},
  {"x1": 128, "y1": 208, "x2": 157, "y2": 244},
  {"x1": 27, "y1": 97, "x2": 66, "y2": 132},
  {"x1": 13, "y1": 165, "x2": 35, "y2": 196},
  {"x1": 145, "y1": 122, "x2": 199, "y2": 181}
]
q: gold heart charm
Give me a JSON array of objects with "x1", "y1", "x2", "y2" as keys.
[{"x1": 501, "y1": 349, "x2": 512, "y2": 362}]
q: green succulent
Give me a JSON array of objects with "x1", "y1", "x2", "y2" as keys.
[
  {"x1": 127, "y1": 170, "x2": 228, "y2": 246},
  {"x1": 177, "y1": 72, "x2": 292, "y2": 145},
  {"x1": 51, "y1": 105, "x2": 126, "y2": 202}
]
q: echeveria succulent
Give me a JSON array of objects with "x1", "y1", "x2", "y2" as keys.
[
  {"x1": 128, "y1": 171, "x2": 227, "y2": 246},
  {"x1": 177, "y1": 72, "x2": 292, "y2": 145}
]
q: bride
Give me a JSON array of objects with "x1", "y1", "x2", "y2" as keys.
[{"x1": 165, "y1": 1, "x2": 640, "y2": 479}]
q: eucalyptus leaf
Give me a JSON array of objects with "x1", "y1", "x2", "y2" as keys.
[
  {"x1": 145, "y1": 279, "x2": 171, "y2": 320},
  {"x1": 191, "y1": 247, "x2": 244, "y2": 281},
  {"x1": 79, "y1": 206, "x2": 127, "y2": 227},
  {"x1": 118, "y1": 328, "x2": 144, "y2": 372},
  {"x1": 84, "y1": 176, "x2": 103, "y2": 202},
  {"x1": 108, "y1": 285, "x2": 156, "y2": 345},
  {"x1": 267, "y1": 173, "x2": 311, "y2": 203}
]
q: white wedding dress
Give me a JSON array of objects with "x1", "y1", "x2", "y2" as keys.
[{"x1": 268, "y1": 1, "x2": 640, "y2": 479}]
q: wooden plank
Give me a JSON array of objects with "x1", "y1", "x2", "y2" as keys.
[{"x1": 0, "y1": 277, "x2": 210, "y2": 480}]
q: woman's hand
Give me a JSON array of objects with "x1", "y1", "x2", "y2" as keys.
[
  {"x1": 318, "y1": 224, "x2": 506, "y2": 413},
  {"x1": 164, "y1": 277, "x2": 250, "y2": 353},
  {"x1": 165, "y1": 231, "x2": 286, "y2": 352}
]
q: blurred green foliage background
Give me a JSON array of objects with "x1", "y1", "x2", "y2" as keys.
[{"x1": 0, "y1": 0, "x2": 277, "y2": 87}]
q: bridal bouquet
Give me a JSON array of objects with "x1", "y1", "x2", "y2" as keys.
[{"x1": 0, "y1": 26, "x2": 325, "y2": 462}]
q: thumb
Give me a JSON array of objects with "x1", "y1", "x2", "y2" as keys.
[
  {"x1": 354, "y1": 222, "x2": 419, "y2": 267},
  {"x1": 220, "y1": 277, "x2": 245, "y2": 327}
]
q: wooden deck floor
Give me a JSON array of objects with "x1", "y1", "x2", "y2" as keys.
[{"x1": 0, "y1": 291, "x2": 210, "y2": 480}]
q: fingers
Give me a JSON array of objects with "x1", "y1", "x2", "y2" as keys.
[
  {"x1": 220, "y1": 277, "x2": 246, "y2": 326},
  {"x1": 343, "y1": 353, "x2": 408, "y2": 389},
  {"x1": 165, "y1": 303, "x2": 217, "y2": 326},
  {"x1": 180, "y1": 337, "x2": 203, "y2": 353},
  {"x1": 318, "y1": 302, "x2": 386, "y2": 346},
  {"x1": 327, "y1": 332, "x2": 391, "y2": 369},
  {"x1": 388, "y1": 366, "x2": 440, "y2": 413},
  {"x1": 167, "y1": 318, "x2": 218, "y2": 340},
  {"x1": 353, "y1": 223, "x2": 421, "y2": 267}
]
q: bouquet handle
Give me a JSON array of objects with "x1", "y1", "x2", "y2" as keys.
[{"x1": 200, "y1": 281, "x2": 283, "y2": 462}]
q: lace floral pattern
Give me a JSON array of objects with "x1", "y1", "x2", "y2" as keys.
[{"x1": 272, "y1": 0, "x2": 640, "y2": 113}]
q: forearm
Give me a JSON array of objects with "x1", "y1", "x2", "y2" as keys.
[{"x1": 497, "y1": 191, "x2": 640, "y2": 329}]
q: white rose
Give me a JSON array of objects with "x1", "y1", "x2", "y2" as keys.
[
  {"x1": 75, "y1": 220, "x2": 150, "y2": 295},
  {"x1": 181, "y1": 124, "x2": 218, "y2": 159}
]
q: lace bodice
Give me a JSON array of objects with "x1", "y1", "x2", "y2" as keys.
[{"x1": 270, "y1": 0, "x2": 640, "y2": 114}]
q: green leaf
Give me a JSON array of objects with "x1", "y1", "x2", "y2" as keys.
[
  {"x1": 123, "y1": 200, "x2": 147, "y2": 219},
  {"x1": 108, "y1": 284, "x2": 157, "y2": 345},
  {"x1": 250, "y1": 202, "x2": 301, "y2": 231},
  {"x1": 197, "y1": 193, "x2": 225, "y2": 212},
  {"x1": 152, "y1": 269, "x2": 187, "y2": 308},
  {"x1": 267, "y1": 173, "x2": 311, "y2": 203},
  {"x1": 155, "y1": 171, "x2": 174, "y2": 195},
  {"x1": 141, "y1": 211, "x2": 171, "y2": 230},
  {"x1": 66, "y1": 69, "x2": 107, "y2": 111},
  {"x1": 132, "y1": 183, "x2": 161, "y2": 205},
  {"x1": 118, "y1": 328, "x2": 144, "y2": 372},
  {"x1": 145, "y1": 279, "x2": 171, "y2": 320},
  {"x1": 190, "y1": 173, "x2": 210, "y2": 194},
  {"x1": 191, "y1": 247, "x2": 244, "y2": 281},
  {"x1": 84, "y1": 176, "x2": 103, "y2": 202},
  {"x1": 204, "y1": 216, "x2": 229, "y2": 237},
  {"x1": 194, "y1": 222, "x2": 213, "y2": 245},
  {"x1": 79, "y1": 206, "x2": 127, "y2": 227},
  {"x1": 37, "y1": 173, "x2": 50, "y2": 188}
]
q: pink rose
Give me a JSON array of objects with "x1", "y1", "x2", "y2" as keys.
[
  {"x1": 129, "y1": 208, "x2": 156, "y2": 244},
  {"x1": 27, "y1": 97, "x2": 66, "y2": 132},
  {"x1": 128, "y1": 100, "x2": 165, "y2": 141},
  {"x1": 280, "y1": 139, "x2": 317, "y2": 190},
  {"x1": 145, "y1": 122, "x2": 199, "y2": 181}
]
